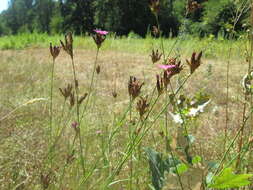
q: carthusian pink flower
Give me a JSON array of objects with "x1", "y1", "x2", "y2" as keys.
[
  {"x1": 93, "y1": 29, "x2": 109, "y2": 48},
  {"x1": 94, "y1": 30, "x2": 109, "y2": 35},
  {"x1": 157, "y1": 64, "x2": 176, "y2": 70}
]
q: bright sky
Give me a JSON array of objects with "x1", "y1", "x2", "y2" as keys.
[{"x1": 0, "y1": 0, "x2": 8, "y2": 13}]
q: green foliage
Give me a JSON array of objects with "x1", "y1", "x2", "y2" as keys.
[
  {"x1": 208, "y1": 168, "x2": 253, "y2": 189},
  {"x1": 0, "y1": 0, "x2": 250, "y2": 37},
  {"x1": 145, "y1": 147, "x2": 180, "y2": 190}
]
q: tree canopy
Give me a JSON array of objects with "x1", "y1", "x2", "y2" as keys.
[{"x1": 0, "y1": 0, "x2": 250, "y2": 37}]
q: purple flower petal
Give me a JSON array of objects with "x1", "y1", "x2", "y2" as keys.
[
  {"x1": 94, "y1": 30, "x2": 109, "y2": 35},
  {"x1": 157, "y1": 64, "x2": 176, "y2": 70}
]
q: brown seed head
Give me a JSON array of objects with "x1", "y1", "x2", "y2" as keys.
[
  {"x1": 40, "y1": 172, "x2": 51, "y2": 190},
  {"x1": 149, "y1": 0, "x2": 160, "y2": 15},
  {"x1": 156, "y1": 74, "x2": 164, "y2": 95},
  {"x1": 69, "y1": 92, "x2": 75, "y2": 107},
  {"x1": 128, "y1": 76, "x2": 144, "y2": 100},
  {"x1": 59, "y1": 84, "x2": 73, "y2": 100},
  {"x1": 60, "y1": 32, "x2": 74, "y2": 58},
  {"x1": 136, "y1": 96, "x2": 150, "y2": 119},
  {"x1": 78, "y1": 93, "x2": 88, "y2": 105},
  {"x1": 112, "y1": 91, "x2": 118, "y2": 98},
  {"x1": 150, "y1": 49, "x2": 162, "y2": 64},
  {"x1": 50, "y1": 43, "x2": 61, "y2": 60},
  {"x1": 96, "y1": 65, "x2": 101, "y2": 74},
  {"x1": 152, "y1": 26, "x2": 160, "y2": 37},
  {"x1": 186, "y1": 51, "x2": 203, "y2": 74}
]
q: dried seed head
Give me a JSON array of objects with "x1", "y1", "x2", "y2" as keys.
[
  {"x1": 59, "y1": 84, "x2": 73, "y2": 100},
  {"x1": 60, "y1": 32, "x2": 73, "y2": 58},
  {"x1": 78, "y1": 93, "x2": 88, "y2": 105},
  {"x1": 112, "y1": 91, "x2": 118, "y2": 98},
  {"x1": 149, "y1": 0, "x2": 160, "y2": 15},
  {"x1": 40, "y1": 172, "x2": 51, "y2": 190},
  {"x1": 136, "y1": 96, "x2": 150, "y2": 119},
  {"x1": 150, "y1": 49, "x2": 162, "y2": 64},
  {"x1": 96, "y1": 65, "x2": 101, "y2": 74},
  {"x1": 128, "y1": 76, "x2": 144, "y2": 100},
  {"x1": 50, "y1": 43, "x2": 61, "y2": 60},
  {"x1": 166, "y1": 60, "x2": 183, "y2": 79},
  {"x1": 156, "y1": 74, "x2": 164, "y2": 95},
  {"x1": 187, "y1": 0, "x2": 202, "y2": 14},
  {"x1": 186, "y1": 51, "x2": 202, "y2": 74},
  {"x1": 69, "y1": 92, "x2": 75, "y2": 107},
  {"x1": 152, "y1": 26, "x2": 160, "y2": 37}
]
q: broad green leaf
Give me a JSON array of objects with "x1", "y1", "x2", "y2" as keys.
[
  {"x1": 176, "y1": 163, "x2": 188, "y2": 175},
  {"x1": 192, "y1": 155, "x2": 202, "y2": 164},
  {"x1": 208, "y1": 168, "x2": 253, "y2": 189}
]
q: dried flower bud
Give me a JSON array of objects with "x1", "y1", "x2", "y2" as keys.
[
  {"x1": 149, "y1": 0, "x2": 160, "y2": 15},
  {"x1": 78, "y1": 93, "x2": 88, "y2": 105},
  {"x1": 150, "y1": 49, "x2": 162, "y2": 64},
  {"x1": 69, "y1": 92, "x2": 75, "y2": 107},
  {"x1": 59, "y1": 84, "x2": 73, "y2": 100},
  {"x1": 96, "y1": 65, "x2": 101, "y2": 74},
  {"x1": 60, "y1": 32, "x2": 73, "y2": 58},
  {"x1": 152, "y1": 26, "x2": 160, "y2": 37},
  {"x1": 93, "y1": 30, "x2": 108, "y2": 49},
  {"x1": 186, "y1": 51, "x2": 202, "y2": 74},
  {"x1": 112, "y1": 91, "x2": 118, "y2": 98},
  {"x1": 50, "y1": 43, "x2": 60, "y2": 60},
  {"x1": 71, "y1": 121, "x2": 79, "y2": 133},
  {"x1": 156, "y1": 75, "x2": 164, "y2": 95},
  {"x1": 128, "y1": 76, "x2": 144, "y2": 100},
  {"x1": 40, "y1": 172, "x2": 51, "y2": 190},
  {"x1": 136, "y1": 96, "x2": 150, "y2": 119}
]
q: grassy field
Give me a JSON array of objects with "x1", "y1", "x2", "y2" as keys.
[{"x1": 1, "y1": 33, "x2": 253, "y2": 190}]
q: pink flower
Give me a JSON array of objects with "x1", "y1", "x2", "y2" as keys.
[
  {"x1": 96, "y1": 130, "x2": 102, "y2": 135},
  {"x1": 94, "y1": 30, "x2": 108, "y2": 35},
  {"x1": 157, "y1": 64, "x2": 176, "y2": 70}
]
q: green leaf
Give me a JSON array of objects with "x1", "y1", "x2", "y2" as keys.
[
  {"x1": 176, "y1": 163, "x2": 188, "y2": 175},
  {"x1": 192, "y1": 155, "x2": 202, "y2": 164},
  {"x1": 208, "y1": 168, "x2": 253, "y2": 189}
]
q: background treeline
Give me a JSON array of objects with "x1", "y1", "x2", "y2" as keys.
[{"x1": 0, "y1": 0, "x2": 250, "y2": 37}]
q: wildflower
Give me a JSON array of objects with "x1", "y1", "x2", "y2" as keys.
[
  {"x1": 186, "y1": 51, "x2": 202, "y2": 74},
  {"x1": 49, "y1": 43, "x2": 60, "y2": 60},
  {"x1": 71, "y1": 121, "x2": 79, "y2": 133},
  {"x1": 158, "y1": 58, "x2": 183, "y2": 80},
  {"x1": 59, "y1": 84, "x2": 73, "y2": 100},
  {"x1": 150, "y1": 49, "x2": 162, "y2": 64},
  {"x1": 96, "y1": 130, "x2": 102, "y2": 135},
  {"x1": 149, "y1": 0, "x2": 160, "y2": 15},
  {"x1": 60, "y1": 32, "x2": 73, "y2": 58},
  {"x1": 136, "y1": 96, "x2": 149, "y2": 119},
  {"x1": 128, "y1": 76, "x2": 144, "y2": 100},
  {"x1": 93, "y1": 29, "x2": 108, "y2": 49}
]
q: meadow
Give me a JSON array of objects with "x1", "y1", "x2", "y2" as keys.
[{"x1": 1, "y1": 32, "x2": 253, "y2": 190}]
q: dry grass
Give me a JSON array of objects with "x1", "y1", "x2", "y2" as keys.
[{"x1": 0, "y1": 45, "x2": 251, "y2": 189}]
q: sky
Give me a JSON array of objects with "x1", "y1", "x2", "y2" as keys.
[{"x1": 0, "y1": 0, "x2": 8, "y2": 13}]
